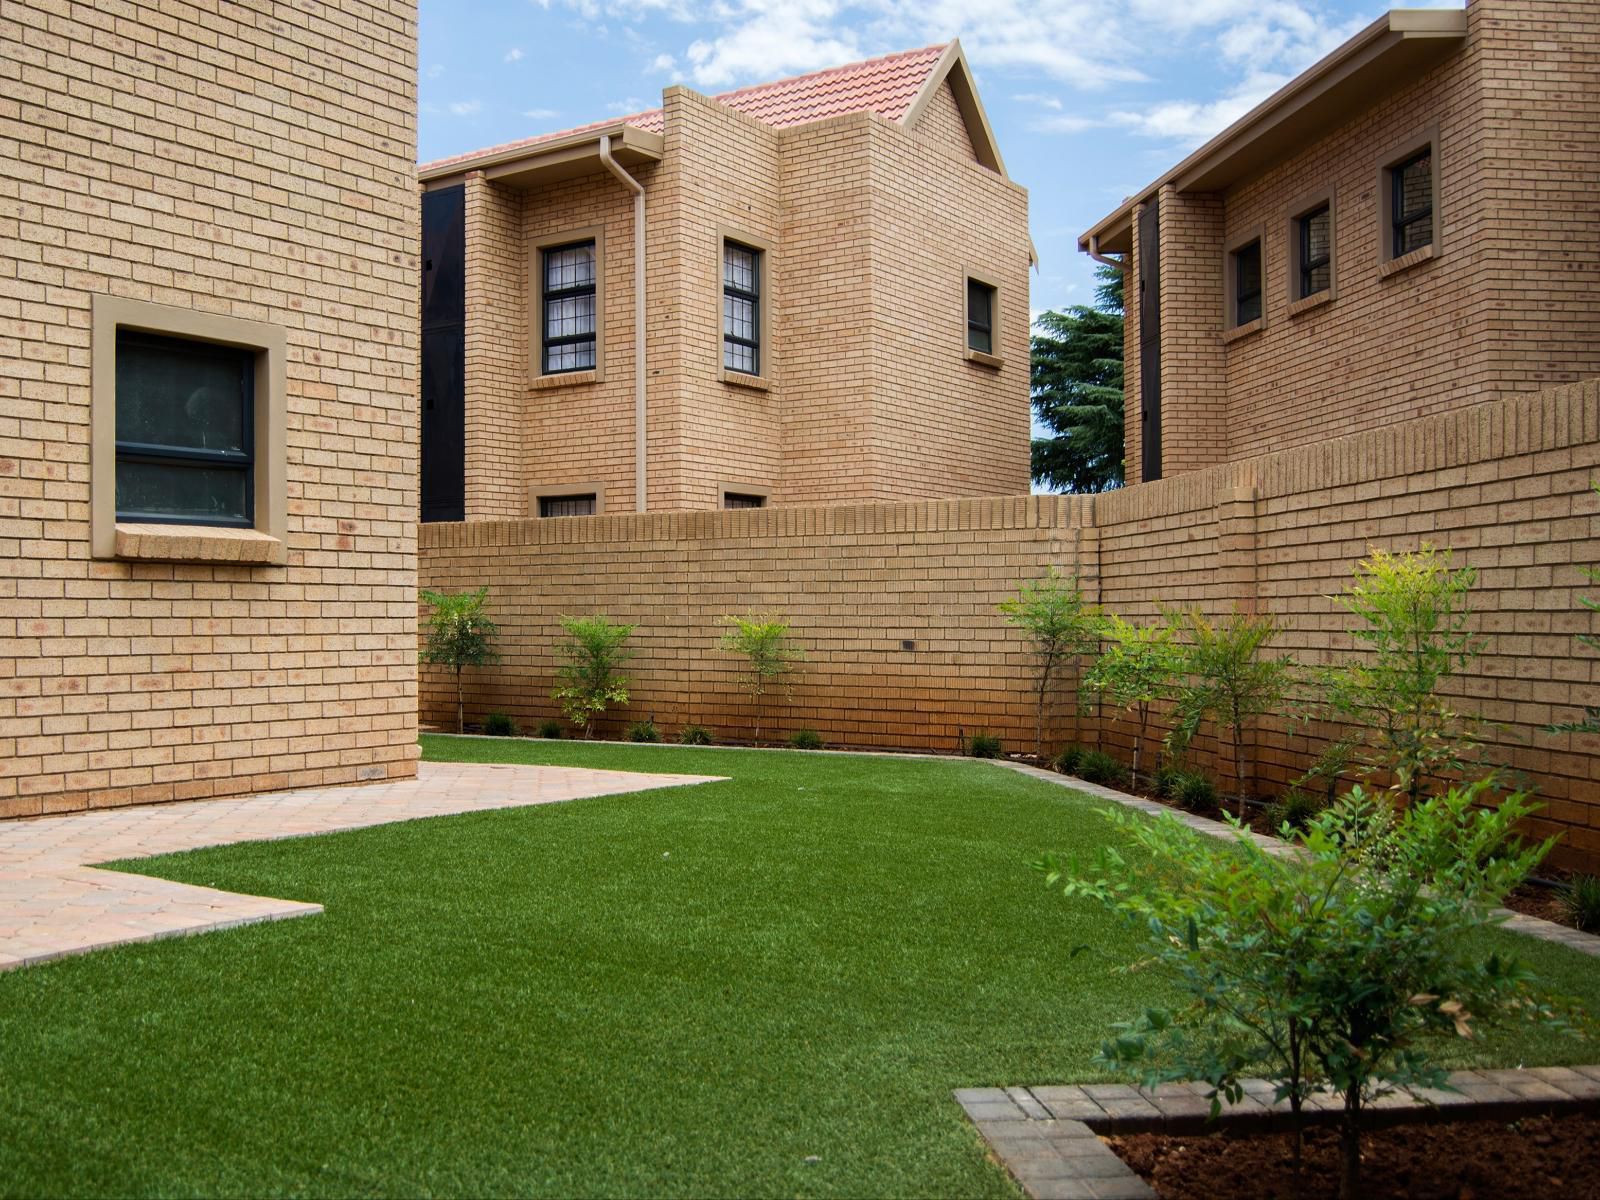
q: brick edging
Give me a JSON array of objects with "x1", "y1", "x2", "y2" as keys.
[{"x1": 998, "y1": 761, "x2": 1600, "y2": 960}]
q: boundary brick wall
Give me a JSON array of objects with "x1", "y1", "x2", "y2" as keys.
[{"x1": 421, "y1": 379, "x2": 1600, "y2": 867}]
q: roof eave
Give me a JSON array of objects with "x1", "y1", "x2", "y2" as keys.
[{"x1": 419, "y1": 123, "x2": 665, "y2": 189}]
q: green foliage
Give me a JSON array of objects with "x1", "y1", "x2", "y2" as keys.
[
  {"x1": 1170, "y1": 772, "x2": 1219, "y2": 813},
  {"x1": 1039, "y1": 778, "x2": 1575, "y2": 1199},
  {"x1": 483, "y1": 712, "x2": 517, "y2": 737},
  {"x1": 1294, "y1": 734, "x2": 1360, "y2": 805},
  {"x1": 1562, "y1": 875, "x2": 1600, "y2": 934},
  {"x1": 552, "y1": 614, "x2": 636, "y2": 738},
  {"x1": 678, "y1": 724, "x2": 714, "y2": 745},
  {"x1": 967, "y1": 732, "x2": 1003, "y2": 759},
  {"x1": 1075, "y1": 749, "x2": 1128, "y2": 788},
  {"x1": 717, "y1": 613, "x2": 804, "y2": 746},
  {"x1": 627, "y1": 719, "x2": 660, "y2": 743},
  {"x1": 1550, "y1": 483, "x2": 1600, "y2": 735},
  {"x1": 1326, "y1": 545, "x2": 1483, "y2": 801},
  {"x1": 1031, "y1": 263, "x2": 1125, "y2": 494},
  {"x1": 1083, "y1": 615, "x2": 1183, "y2": 781},
  {"x1": 788, "y1": 728, "x2": 824, "y2": 750},
  {"x1": 1264, "y1": 788, "x2": 1324, "y2": 833},
  {"x1": 420, "y1": 587, "x2": 501, "y2": 734},
  {"x1": 999, "y1": 568, "x2": 1103, "y2": 757},
  {"x1": 1151, "y1": 763, "x2": 1184, "y2": 799},
  {"x1": 536, "y1": 719, "x2": 563, "y2": 739},
  {"x1": 1055, "y1": 745, "x2": 1086, "y2": 775},
  {"x1": 1167, "y1": 608, "x2": 1296, "y2": 813}
]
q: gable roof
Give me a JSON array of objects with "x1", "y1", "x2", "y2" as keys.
[{"x1": 419, "y1": 41, "x2": 1004, "y2": 179}]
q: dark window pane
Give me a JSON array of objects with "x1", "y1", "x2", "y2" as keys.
[
  {"x1": 1234, "y1": 240, "x2": 1262, "y2": 326},
  {"x1": 1392, "y1": 150, "x2": 1434, "y2": 256},
  {"x1": 1304, "y1": 262, "x2": 1332, "y2": 296},
  {"x1": 723, "y1": 493, "x2": 765, "y2": 509},
  {"x1": 544, "y1": 244, "x2": 594, "y2": 292},
  {"x1": 724, "y1": 244, "x2": 757, "y2": 293},
  {"x1": 539, "y1": 494, "x2": 596, "y2": 518},
  {"x1": 967, "y1": 278, "x2": 994, "y2": 353},
  {"x1": 1299, "y1": 204, "x2": 1331, "y2": 298},
  {"x1": 546, "y1": 293, "x2": 594, "y2": 340},
  {"x1": 724, "y1": 342, "x2": 757, "y2": 374},
  {"x1": 724, "y1": 294, "x2": 756, "y2": 342},
  {"x1": 542, "y1": 241, "x2": 597, "y2": 375},
  {"x1": 722, "y1": 241, "x2": 761, "y2": 375},
  {"x1": 1397, "y1": 212, "x2": 1433, "y2": 255},
  {"x1": 116, "y1": 333, "x2": 250, "y2": 455},
  {"x1": 116, "y1": 460, "x2": 250, "y2": 525}
]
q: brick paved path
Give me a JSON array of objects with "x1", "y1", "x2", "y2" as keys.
[{"x1": 0, "y1": 761, "x2": 721, "y2": 971}]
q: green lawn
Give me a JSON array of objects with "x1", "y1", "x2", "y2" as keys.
[{"x1": 2, "y1": 736, "x2": 1596, "y2": 1198}]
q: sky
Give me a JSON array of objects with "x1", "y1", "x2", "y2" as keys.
[{"x1": 418, "y1": 0, "x2": 1465, "y2": 322}]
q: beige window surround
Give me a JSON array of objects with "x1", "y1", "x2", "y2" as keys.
[
  {"x1": 1284, "y1": 185, "x2": 1336, "y2": 316},
  {"x1": 528, "y1": 482, "x2": 606, "y2": 518},
  {"x1": 718, "y1": 483, "x2": 771, "y2": 509},
  {"x1": 963, "y1": 268, "x2": 1003, "y2": 368},
  {"x1": 1377, "y1": 123, "x2": 1441, "y2": 275},
  {"x1": 530, "y1": 225, "x2": 606, "y2": 386},
  {"x1": 718, "y1": 226, "x2": 774, "y2": 389},
  {"x1": 1222, "y1": 225, "x2": 1266, "y2": 341},
  {"x1": 90, "y1": 295, "x2": 287, "y2": 565}
]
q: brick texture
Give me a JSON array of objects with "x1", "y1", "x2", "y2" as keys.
[{"x1": 0, "y1": 0, "x2": 420, "y2": 816}]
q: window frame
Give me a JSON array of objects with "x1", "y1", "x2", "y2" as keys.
[
  {"x1": 719, "y1": 484, "x2": 770, "y2": 510},
  {"x1": 1377, "y1": 125, "x2": 1441, "y2": 275},
  {"x1": 1284, "y1": 186, "x2": 1337, "y2": 314},
  {"x1": 529, "y1": 483, "x2": 606, "y2": 518},
  {"x1": 90, "y1": 295, "x2": 287, "y2": 563},
  {"x1": 529, "y1": 226, "x2": 605, "y2": 386},
  {"x1": 717, "y1": 227, "x2": 774, "y2": 389},
  {"x1": 963, "y1": 270, "x2": 1003, "y2": 368},
  {"x1": 1222, "y1": 226, "x2": 1266, "y2": 338}
]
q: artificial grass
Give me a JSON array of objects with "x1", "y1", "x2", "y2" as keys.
[{"x1": 0, "y1": 737, "x2": 1595, "y2": 1199}]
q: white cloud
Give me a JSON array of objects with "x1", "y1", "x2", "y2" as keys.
[
  {"x1": 505, "y1": 47, "x2": 526, "y2": 63},
  {"x1": 606, "y1": 96, "x2": 646, "y2": 113},
  {"x1": 1108, "y1": 69, "x2": 1286, "y2": 143},
  {"x1": 649, "y1": 51, "x2": 679, "y2": 73},
  {"x1": 448, "y1": 99, "x2": 483, "y2": 117},
  {"x1": 1014, "y1": 92, "x2": 1063, "y2": 111},
  {"x1": 425, "y1": 63, "x2": 445, "y2": 79},
  {"x1": 522, "y1": 108, "x2": 561, "y2": 120}
]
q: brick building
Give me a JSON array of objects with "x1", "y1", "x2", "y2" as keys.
[
  {"x1": 1078, "y1": 0, "x2": 1600, "y2": 484},
  {"x1": 415, "y1": 42, "x2": 1033, "y2": 520},
  {"x1": 0, "y1": 0, "x2": 420, "y2": 816}
]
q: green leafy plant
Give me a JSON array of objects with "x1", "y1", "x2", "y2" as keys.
[
  {"x1": 1550, "y1": 483, "x2": 1600, "y2": 735},
  {"x1": 1293, "y1": 733, "x2": 1360, "y2": 805},
  {"x1": 1151, "y1": 763, "x2": 1184, "y2": 799},
  {"x1": 1327, "y1": 545, "x2": 1484, "y2": 802},
  {"x1": 483, "y1": 711, "x2": 517, "y2": 737},
  {"x1": 536, "y1": 719, "x2": 563, "y2": 739},
  {"x1": 717, "y1": 613, "x2": 804, "y2": 747},
  {"x1": 1082, "y1": 614, "x2": 1182, "y2": 783},
  {"x1": 1562, "y1": 875, "x2": 1600, "y2": 934},
  {"x1": 678, "y1": 724, "x2": 714, "y2": 745},
  {"x1": 1039, "y1": 778, "x2": 1577, "y2": 1200},
  {"x1": 788, "y1": 728, "x2": 824, "y2": 750},
  {"x1": 1264, "y1": 787, "x2": 1324, "y2": 833},
  {"x1": 1075, "y1": 749, "x2": 1128, "y2": 788},
  {"x1": 998, "y1": 568, "x2": 1102, "y2": 757},
  {"x1": 553, "y1": 614, "x2": 636, "y2": 738},
  {"x1": 627, "y1": 719, "x2": 660, "y2": 743},
  {"x1": 1167, "y1": 608, "x2": 1296, "y2": 816},
  {"x1": 420, "y1": 587, "x2": 500, "y2": 735},
  {"x1": 1055, "y1": 745, "x2": 1086, "y2": 775},
  {"x1": 967, "y1": 732, "x2": 1002, "y2": 759},
  {"x1": 1170, "y1": 771, "x2": 1218, "y2": 813}
]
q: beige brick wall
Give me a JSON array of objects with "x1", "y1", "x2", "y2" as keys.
[
  {"x1": 464, "y1": 173, "x2": 526, "y2": 519},
  {"x1": 421, "y1": 379, "x2": 1600, "y2": 869},
  {"x1": 1, "y1": 0, "x2": 420, "y2": 816}
]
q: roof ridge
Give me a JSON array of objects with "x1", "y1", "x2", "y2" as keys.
[{"x1": 708, "y1": 42, "x2": 949, "y2": 104}]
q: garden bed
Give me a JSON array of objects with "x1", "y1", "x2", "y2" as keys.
[{"x1": 1108, "y1": 1112, "x2": 1600, "y2": 1200}]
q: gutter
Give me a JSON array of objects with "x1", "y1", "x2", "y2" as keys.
[
  {"x1": 599, "y1": 134, "x2": 648, "y2": 513},
  {"x1": 1086, "y1": 235, "x2": 1124, "y2": 274}
]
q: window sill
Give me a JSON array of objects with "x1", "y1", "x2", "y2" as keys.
[
  {"x1": 721, "y1": 369, "x2": 771, "y2": 392},
  {"x1": 113, "y1": 523, "x2": 286, "y2": 565},
  {"x1": 965, "y1": 349, "x2": 1004, "y2": 370},
  {"x1": 530, "y1": 369, "x2": 600, "y2": 391},
  {"x1": 1380, "y1": 243, "x2": 1436, "y2": 279},
  {"x1": 1221, "y1": 317, "x2": 1265, "y2": 345},
  {"x1": 1288, "y1": 290, "x2": 1334, "y2": 318}
]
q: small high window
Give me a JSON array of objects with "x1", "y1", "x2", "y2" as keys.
[
  {"x1": 115, "y1": 331, "x2": 253, "y2": 527},
  {"x1": 723, "y1": 242, "x2": 762, "y2": 376},
  {"x1": 1230, "y1": 239, "x2": 1263, "y2": 327},
  {"x1": 542, "y1": 240, "x2": 596, "y2": 374},
  {"x1": 1389, "y1": 148, "x2": 1434, "y2": 258},
  {"x1": 722, "y1": 492, "x2": 766, "y2": 510},
  {"x1": 1296, "y1": 204, "x2": 1332, "y2": 299},
  {"x1": 539, "y1": 493, "x2": 596, "y2": 518},
  {"x1": 966, "y1": 278, "x2": 995, "y2": 354}
]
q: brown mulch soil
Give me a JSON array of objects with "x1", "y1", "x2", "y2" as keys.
[
  {"x1": 1108, "y1": 1113, "x2": 1600, "y2": 1200},
  {"x1": 1502, "y1": 880, "x2": 1575, "y2": 926}
]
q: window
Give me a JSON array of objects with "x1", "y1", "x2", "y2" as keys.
[
  {"x1": 722, "y1": 242, "x2": 761, "y2": 376},
  {"x1": 1296, "y1": 204, "x2": 1332, "y2": 299},
  {"x1": 722, "y1": 492, "x2": 766, "y2": 510},
  {"x1": 541, "y1": 240, "x2": 596, "y2": 374},
  {"x1": 539, "y1": 493, "x2": 596, "y2": 518},
  {"x1": 966, "y1": 278, "x2": 995, "y2": 354},
  {"x1": 114, "y1": 332, "x2": 253, "y2": 527},
  {"x1": 1389, "y1": 148, "x2": 1434, "y2": 258},
  {"x1": 1230, "y1": 239, "x2": 1263, "y2": 327}
]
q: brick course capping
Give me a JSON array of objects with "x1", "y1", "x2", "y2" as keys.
[
  {"x1": 420, "y1": 376, "x2": 1600, "y2": 868},
  {"x1": 956, "y1": 1065, "x2": 1600, "y2": 1200}
]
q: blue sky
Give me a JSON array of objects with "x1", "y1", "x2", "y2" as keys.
[{"x1": 419, "y1": 0, "x2": 1463, "y2": 319}]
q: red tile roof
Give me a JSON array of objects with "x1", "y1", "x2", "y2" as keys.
[{"x1": 419, "y1": 43, "x2": 948, "y2": 175}]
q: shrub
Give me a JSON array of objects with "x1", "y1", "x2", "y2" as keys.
[
  {"x1": 1170, "y1": 771, "x2": 1219, "y2": 813},
  {"x1": 998, "y1": 569, "x2": 1102, "y2": 757},
  {"x1": 788, "y1": 728, "x2": 824, "y2": 750},
  {"x1": 1265, "y1": 787, "x2": 1324, "y2": 833},
  {"x1": 1082, "y1": 615, "x2": 1182, "y2": 782},
  {"x1": 420, "y1": 587, "x2": 500, "y2": 734},
  {"x1": 1054, "y1": 745, "x2": 1085, "y2": 775},
  {"x1": 1075, "y1": 749, "x2": 1128, "y2": 788},
  {"x1": 483, "y1": 711, "x2": 517, "y2": 737},
  {"x1": 536, "y1": 719, "x2": 563, "y2": 739},
  {"x1": 1151, "y1": 764, "x2": 1184, "y2": 799},
  {"x1": 1039, "y1": 779, "x2": 1575, "y2": 1200},
  {"x1": 967, "y1": 732, "x2": 1003, "y2": 759},
  {"x1": 678, "y1": 724, "x2": 714, "y2": 745},
  {"x1": 717, "y1": 613, "x2": 804, "y2": 746},
  {"x1": 1562, "y1": 875, "x2": 1600, "y2": 934},
  {"x1": 553, "y1": 614, "x2": 636, "y2": 738},
  {"x1": 627, "y1": 719, "x2": 660, "y2": 743}
]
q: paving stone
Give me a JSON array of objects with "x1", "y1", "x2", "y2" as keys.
[
  {"x1": 954, "y1": 1087, "x2": 1009, "y2": 1105},
  {"x1": 1008, "y1": 1086, "x2": 1053, "y2": 1120},
  {"x1": 1081, "y1": 1084, "x2": 1141, "y2": 1101},
  {"x1": 965, "y1": 1101, "x2": 1029, "y2": 1123}
]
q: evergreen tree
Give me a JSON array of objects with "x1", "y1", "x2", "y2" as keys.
[{"x1": 1031, "y1": 263, "x2": 1125, "y2": 493}]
